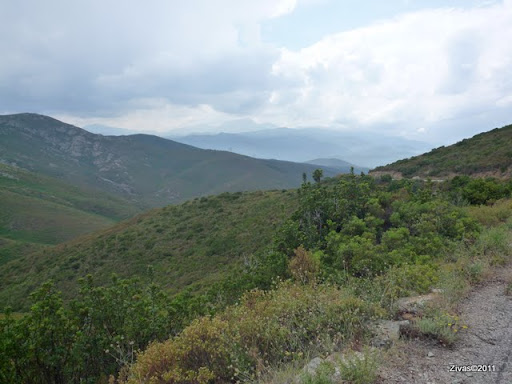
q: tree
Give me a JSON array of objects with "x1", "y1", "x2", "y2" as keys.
[{"x1": 312, "y1": 169, "x2": 323, "y2": 183}]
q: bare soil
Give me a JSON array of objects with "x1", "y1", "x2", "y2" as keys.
[{"x1": 379, "y1": 266, "x2": 512, "y2": 384}]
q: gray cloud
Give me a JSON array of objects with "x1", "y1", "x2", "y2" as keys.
[
  {"x1": 0, "y1": 1, "x2": 289, "y2": 116},
  {"x1": 1, "y1": 0, "x2": 512, "y2": 145}
]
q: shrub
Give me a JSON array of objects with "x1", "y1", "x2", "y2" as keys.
[
  {"x1": 122, "y1": 317, "x2": 235, "y2": 384},
  {"x1": 465, "y1": 199, "x2": 512, "y2": 227},
  {"x1": 289, "y1": 246, "x2": 320, "y2": 285},
  {"x1": 410, "y1": 311, "x2": 466, "y2": 346},
  {"x1": 336, "y1": 348, "x2": 379, "y2": 384},
  {"x1": 472, "y1": 226, "x2": 511, "y2": 265},
  {"x1": 377, "y1": 263, "x2": 439, "y2": 299},
  {"x1": 300, "y1": 361, "x2": 335, "y2": 384},
  {"x1": 119, "y1": 283, "x2": 384, "y2": 383}
]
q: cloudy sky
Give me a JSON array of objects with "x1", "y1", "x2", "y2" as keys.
[{"x1": 1, "y1": 0, "x2": 512, "y2": 144}]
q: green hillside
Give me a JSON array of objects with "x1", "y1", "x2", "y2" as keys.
[
  {"x1": 372, "y1": 123, "x2": 512, "y2": 178},
  {"x1": 0, "y1": 163, "x2": 140, "y2": 264},
  {"x1": 3, "y1": 172, "x2": 511, "y2": 383},
  {"x1": 0, "y1": 189, "x2": 297, "y2": 309},
  {"x1": 0, "y1": 113, "x2": 339, "y2": 208}
]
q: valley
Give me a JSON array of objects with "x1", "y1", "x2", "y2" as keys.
[{"x1": 0, "y1": 116, "x2": 511, "y2": 384}]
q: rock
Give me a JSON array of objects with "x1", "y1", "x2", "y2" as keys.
[
  {"x1": 326, "y1": 351, "x2": 365, "y2": 365},
  {"x1": 371, "y1": 320, "x2": 410, "y2": 348},
  {"x1": 396, "y1": 293, "x2": 439, "y2": 314},
  {"x1": 427, "y1": 351, "x2": 434, "y2": 357},
  {"x1": 303, "y1": 357, "x2": 324, "y2": 375}
]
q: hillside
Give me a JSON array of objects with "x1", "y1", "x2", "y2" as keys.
[
  {"x1": 5, "y1": 171, "x2": 511, "y2": 383},
  {"x1": 0, "y1": 189, "x2": 297, "y2": 310},
  {"x1": 0, "y1": 163, "x2": 140, "y2": 264},
  {"x1": 372, "y1": 123, "x2": 512, "y2": 178},
  {"x1": 0, "y1": 113, "x2": 339, "y2": 208}
]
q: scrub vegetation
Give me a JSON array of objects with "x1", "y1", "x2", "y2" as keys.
[
  {"x1": 2, "y1": 170, "x2": 511, "y2": 384},
  {"x1": 373, "y1": 123, "x2": 512, "y2": 178}
]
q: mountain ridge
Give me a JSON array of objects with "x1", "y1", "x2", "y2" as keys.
[
  {"x1": 0, "y1": 113, "x2": 340, "y2": 208},
  {"x1": 371, "y1": 123, "x2": 512, "y2": 179}
]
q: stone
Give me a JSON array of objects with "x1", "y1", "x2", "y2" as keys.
[
  {"x1": 303, "y1": 357, "x2": 324, "y2": 375},
  {"x1": 371, "y1": 320, "x2": 410, "y2": 348},
  {"x1": 396, "y1": 293, "x2": 439, "y2": 314}
]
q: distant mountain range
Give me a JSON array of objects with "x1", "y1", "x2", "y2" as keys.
[
  {"x1": 83, "y1": 120, "x2": 432, "y2": 168},
  {"x1": 372, "y1": 123, "x2": 512, "y2": 178},
  {"x1": 0, "y1": 113, "x2": 342, "y2": 208},
  {"x1": 168, "y1": 127, "x2": 432, "y2": 168},
  {"x1": 306, "y1": 158, "x2": 370, "y2": 174}
]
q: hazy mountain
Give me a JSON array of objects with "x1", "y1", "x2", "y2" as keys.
[
  {"x1": 169, "y1": 127, "x2": 432, "y2": 168},
  {"x1": 173, "y1": 119, "x2": 279, "y2": 136},
  {"x1": 0, "y1": 113, "x2": 340, "y2": 208},
  {"x1": 305, "y1": 158, "x2": 370, "y2": 174},
  {"x1": 372, "y1": 123, "x2": 512, "y2": 178}
]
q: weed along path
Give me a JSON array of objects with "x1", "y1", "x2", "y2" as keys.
[{"x1": 380, "y1": 265, "x2": 512, "y2": 383}]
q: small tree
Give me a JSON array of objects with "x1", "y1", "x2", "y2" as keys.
[{"x1": 312, "y1": 169, "x2": 323, "y2": 183}]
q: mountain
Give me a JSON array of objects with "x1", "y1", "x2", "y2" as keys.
[
  {"x1": 169, "y1": 127, "x2": 432, "y2": 168},
  {"x1": 305, "y1": 158, "x2": 369, "y2": 174},
  {"x1": 0, "y1": 163, "x2": 140, "y2": 265},
  {"x1": 372, "y1": 123, "x2": 512, "y2": 178},
  {"x1": 0, "y1": 189, "x2": 297, "y2": 310},
  {"x1": 0, "y1": 113, "x2": 340, "y2": 208}
]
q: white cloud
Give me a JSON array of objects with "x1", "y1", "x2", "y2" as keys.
[
  {"x1": 1, "y1": 1, "x2": 512, "y2": 143},
  {"x1": 265, "y1": 2, "x2": 512, "y2": 138},
  {"x1": 56, "y1": 100, "x2": 234, "y2": 133}
]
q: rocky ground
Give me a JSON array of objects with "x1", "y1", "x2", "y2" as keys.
[{"x1": 379, "y1": 266, "x2": 512, "y2": 384}]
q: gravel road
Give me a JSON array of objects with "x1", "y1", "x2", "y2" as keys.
[{"x1": 379, "y1": 266, "x2": 512, "y2": 384}]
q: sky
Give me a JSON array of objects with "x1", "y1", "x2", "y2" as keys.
[{"x1": 1, "y1": 0, "x2": 512, "y2": 145}]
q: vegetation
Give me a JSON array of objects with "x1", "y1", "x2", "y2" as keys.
[
  {"x1": 0, "y1": 276, "x2": 182, "y2": 384},
  {"x1": 335, "y1": 349, "x2": 380, "y2": 384},
  {"x1": 373, "y1": 123, "x2": 512, "y2": 178},
  {"x1": 0, "y1": 190, "x2": 297, "y2": 310},
  {"x1": 408, "y1": 310, "x2": 466, "y2": 346},
  {"x1": 0, "y1": 163, "x2": 140, "y2": 263},
  {"x1": 112, "y1": 174, "x2": 511, "y2": 384},
  {"x1": 1, "y1": 167, "x2": 512, "y2": 383}
]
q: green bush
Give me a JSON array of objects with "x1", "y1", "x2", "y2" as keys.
[
  {"x1": 119, "y1": 283, "x2": 384, "y2": 383},
  {"x1": 411, "y1": 311, "x2": 466, "y2": 346},
  {"x1": 336, "y1": 349, "x2": 379, "y2": 384},
  {"x1": 300, "y1": 361, "x2": 335, "y2": 384}
]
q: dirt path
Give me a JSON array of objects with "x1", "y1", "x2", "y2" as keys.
[{"x1": 379, "y1": 266, "x2": 512, "y2": 384}]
